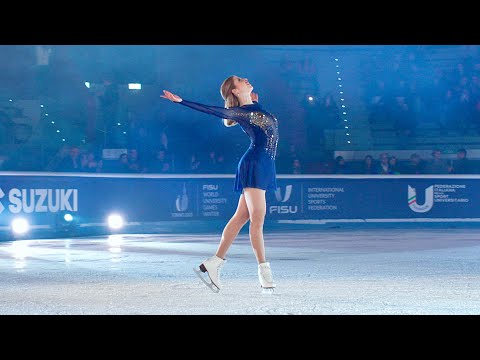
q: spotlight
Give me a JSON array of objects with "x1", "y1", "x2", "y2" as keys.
[
  {"x1": 107, "y1": 214, "x2": 124, "y2": 230},
  {"x1": 128, "y1": 83, "x2": 141, "y2": 90},
  {"x1": 55, "y1": 211, "x2": 77, "y2": 234},
  {"x1": 11, "y1": 218, "x2": 30, "y2": 236}
]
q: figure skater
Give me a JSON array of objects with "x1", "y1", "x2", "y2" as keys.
[{"x1": 161, "y1": 75, "x2": 279, "y2": 293}]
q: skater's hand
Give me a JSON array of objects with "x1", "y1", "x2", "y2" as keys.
[
  {"x1": 161, "y1": 90, "x2": 183, "y2": 103},
  {"x1": 251, "y1": 92, "x2": 259, "y2": 103}
]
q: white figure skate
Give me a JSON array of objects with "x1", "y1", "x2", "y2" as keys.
[
  {"x1": 258, "y1": 262, "x2": 276, "y2": 294},
  {"x1": 193, "y1": 255, "x2": 226, "y2": 293}
]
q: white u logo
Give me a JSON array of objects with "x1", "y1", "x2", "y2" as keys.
[
  {"x1": 275, "y1": 185, "x2": 292, "y2": 203},
  {"x1": 408, "y1": 185, "x2": 434, "y2": 213}
]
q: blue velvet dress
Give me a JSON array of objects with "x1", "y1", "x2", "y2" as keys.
[{"x1": 179, "y1": 100, "x2": 279, "y2": 193}]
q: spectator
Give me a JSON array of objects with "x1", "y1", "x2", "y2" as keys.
[
  {"x1": 360, "y1": 155, "x2": 376, "y2": 174},
  {"x1": 45, "y1": 144, "x2": 70, "y2": 171},
  {"x1": 292, "y1": 158, "x2": 302, "y2": 174},
  {"x1": 127, "y1": 149, "x2": 143, "y2": 173},
  {"x1": 450, "y1": 148, "x2": 474, "y2": 174},
  {"x1": 147, "y1": 149, "x2": 171, "y2": 173},
  {"x1": 333, "y1": 156, "x2": 350, "y2": 174},
  {"x1": 375, "y1": 153, "x2": 392, "y2": 174},
  {"x1": 112, "y1": 153, "x2": 134, "y2": 173},
  {"x1": 57, "y1": 146, "x2": 81, "y2": 172},
  {"x1": 389, "y1": 156, "x2": 401, "y2": 174},
  {"x1": 403, "y1": 153, "x2": 426, "y2": 174},
  {"x1": 189, "y1": 154, "x2": 201, "y2": 173},
  {"x1": 425, "y1": 149, "x2": 450, "y2": 174}
]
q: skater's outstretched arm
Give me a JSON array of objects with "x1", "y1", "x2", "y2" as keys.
[{"x1": 161, "y1": 90, "x2": 251, "y2": 125}]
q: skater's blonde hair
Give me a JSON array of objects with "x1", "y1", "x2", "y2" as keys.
[{"x1": 220, "y1": 75, "x2": 239, "y2": 127}]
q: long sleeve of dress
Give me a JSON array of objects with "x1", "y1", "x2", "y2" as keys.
[{"x1": 178, "y1": 99, "x2": 250, "y2": 125}]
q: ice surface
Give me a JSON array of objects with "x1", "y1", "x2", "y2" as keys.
[{"x1": 1, "y1": 228, "x2": 480, "y2": 314}]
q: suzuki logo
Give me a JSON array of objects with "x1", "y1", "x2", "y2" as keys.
[{"x1": 274, "y1": 185, "x2": 292, "y2": 203}]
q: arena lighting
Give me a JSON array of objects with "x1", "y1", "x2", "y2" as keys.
[
  {"x1": 128, "y1": 83, "x2": 141, "y2": 90},
  {"x1": 55, "y1": 211, "x2": 77, "y2": 234},
  {"x1": 11, "y1": 218, "x2": 30, "y2": 236},
  {"x1": 334, "y1": 56, "x2": 351, "y2": 147},
  {"x1": 84, "y1": 81, "x2": 91, "y2": 88},
  {"x1": 107, "y1": 214, "x2": 124, "y2": 230}
]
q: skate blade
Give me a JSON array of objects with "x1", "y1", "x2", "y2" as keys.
[
  {"x1": 193, "y1": 267, "x2": 220, "y2": 293},
  {"x1": 261, "y1": 287, "x2": 275, "y2": 295}
]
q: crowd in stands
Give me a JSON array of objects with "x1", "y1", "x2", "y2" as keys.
[
  {"x1": 2, "y1": 46, "x2": 480, "y2": 175},
  {"x1": 329, "y1": 148, "x2": 475, "y2": 175},
  {"x1": 363, "y1": 46, "x2": 480, "y2": 136}
]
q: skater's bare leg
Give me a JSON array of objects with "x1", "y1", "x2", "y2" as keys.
[
  {"x1": 243, "y1": 188, "x2": 267, "y2": 264},
  {"x1": 215, "y1": 193, "x2": 250, "y2": 259}
]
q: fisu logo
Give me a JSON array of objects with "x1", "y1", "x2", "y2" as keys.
[
  {"x1": 408, "y1": 185, "x2": 434, "y2": 213},
  {"x1": 274, "y1": 185, "x2": 293, "y2": 203}
]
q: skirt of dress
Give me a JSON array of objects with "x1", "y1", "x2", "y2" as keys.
[{"x1": 234, "y1": 149, "x2": 277, "y2": 193}]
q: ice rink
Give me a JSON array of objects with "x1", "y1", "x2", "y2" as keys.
[{"x1": 1, "y1": 225, "x2": 480, "y2": 315}]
